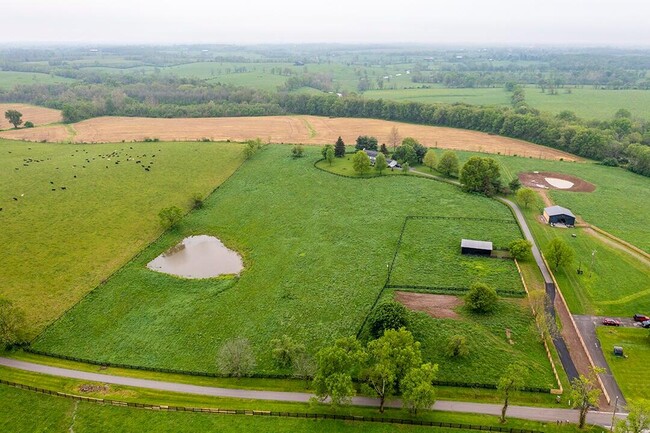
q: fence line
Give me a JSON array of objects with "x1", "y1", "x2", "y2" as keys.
[{"x1": 0, "y1": 379, "x2": 542, "y2": 433}]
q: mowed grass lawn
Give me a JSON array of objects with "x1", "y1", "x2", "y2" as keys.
[
  {"x1": 34, "y1": 146, "x2": 534, "y2": 379},
  {"x1": 0, "y1": 382, "x2": 589, "y2": 433},
  {"x1": 596, "y1": 327, "x2": 650, "y2": 402},
  {"x1": 390, "y1": 218, "x2": 524, "y2": 294},
  {"x1": 0, "y1": 139, "x2": 245, "y2": 337},
  {"x1": 417, "y1": 150, "x2": 650, "y2": 254}
]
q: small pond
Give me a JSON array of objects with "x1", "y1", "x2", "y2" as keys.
[{"x1": 147, "y1": 235, "x2": 243, "y2": 279}]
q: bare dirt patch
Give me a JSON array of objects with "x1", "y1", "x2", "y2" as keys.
[
  {"x1": 78, "y1": 384, "x2": 110, "y2": 394},
  {"x1": 518, "y1": 171, "x2": 595, "y2": 192},
  {"x1": 0, "y1": 114, "x2": 581, "y2": 161},
  {"x1": 395, "y1": 291, "x2": 463, "y2": 319},
  {"x1": 0, "y1": 103, "x2": 62, "y2": 130}
]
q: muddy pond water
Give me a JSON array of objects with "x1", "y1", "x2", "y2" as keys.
[{"x1": 147, "y1": 235, "x2": 243, "y2": 279}]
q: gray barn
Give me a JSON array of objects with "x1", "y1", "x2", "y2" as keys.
[
  {"x1": 461, "y1": 239, "x2": 493, "y2": 256},
  {"x1": 543, "y1": 206, "x2": 576, "y2": 226}
]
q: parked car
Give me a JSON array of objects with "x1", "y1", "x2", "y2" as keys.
[
  {"x1": 602, "y1": 318, "x2": 622, "y2": 326},
  {"x1": 641, "y1": 320, "x2": 650, "y2": 329},
  {"x1": 633, "y1": 314, "x2": 650, "y2": 322}
]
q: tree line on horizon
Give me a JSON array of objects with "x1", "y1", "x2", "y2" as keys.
[{"x1": 1, "y1": 78, "x2": 649, "y2": 177}]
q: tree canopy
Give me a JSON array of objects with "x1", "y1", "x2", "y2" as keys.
[
  {"x1": 4, "y1": 110, "x2": 23, "y2": 128},
  {"x1": 352, "y1": 150, "x2": 371, "y2": 175},
  {"x1": 460, "y1": 156, "x2": 502, "y2": 196},
  {"x1": 545, "y1": 237, "x2": 574, "y2": 270},
  {"x1": 437, "y1": 151, "x2": 459, "y2": 177}
]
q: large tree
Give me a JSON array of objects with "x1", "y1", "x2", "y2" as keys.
[
  {"x1": 368, "y1": 301, "x2": 409, "y2": 339},
  {"x1": 545, "y1": 237, "x2": 574, "y2": 270},
  {"x1": 0, "y1": 299, "x2": 26, "y2": 349},
  {"x1": 401, "y1": 363, "x2": 438, "y2": 415},
  {"x1": 352, "y1": 150, "x2": 371, "y2": 175},
  {"x1": 4, "y1": 110, "x2": 23, "y2": 128},
  {"x1": 325, "y1": 146, "x2": 335, "y2": 166},
  {"x1": 423, "y1": 149, "x2": 437, "y2": 172},
  {"x1": 158, "y1": 206, "x2": 183, "y2": 229},
  {"x1": 355, "y1": 135, "x2": 378, "y2": 151},
  {"x1": 374, "y1": 152, "x2": 388, "y2": 175},
  {"x1": 498, "y1": 363, "x2": 528, "y2": 423},
  {"x1": 313, "y1": 337, "x2": 366, "y2": 406},
  {"x1": 460, "y1": 156, "x2": 502, "y2": 196},
  {"x1": 437, "y1": 151, "x2": 459, "y2": 177},
  {"x1": 334, "y1": 136, "x2": 346, "y2": 157},
  {"x1": 516, "y1": 188, "x2": 537, "y2": 209},
  {"x1": 508, "y1": 239, "x2": 533, "y2": 261},
  {"x1": 570, "y1": 367, "x2": 604, "y2": 429},
  {"x1": 465, "y1": 282, "x2": 499, "y2": 313},
  {"x1": 615, "y1": 400, "x2": 650, "y2": 433}
]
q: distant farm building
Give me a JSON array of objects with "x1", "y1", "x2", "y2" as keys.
[
  {"x1": 543, "y1": 206, "x2": 576, "y2": 226},
  {"x1": 460, "y1": 239, "x2": 493, "y2": 256},
  {"x1": 364, "y1": 150, "x2": 400, "y2": 168}
]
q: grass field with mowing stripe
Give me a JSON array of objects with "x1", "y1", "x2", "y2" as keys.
[{"x1": 596, "y1": 327, "x2": 650, "y2": 402}]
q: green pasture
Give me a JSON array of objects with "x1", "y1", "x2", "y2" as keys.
[
  {"x1": 400, "y1": 298, "x2": 557, "y2": 389},
  {"x1": 596, "y1": 327, "x2": 650, "y2": 402},
  {"x1": 0, "y1": 139, "x2": 245, "y2": 337},
  {"x1": 33, "y1": 145, "x2": 544, "y2": 386},
  {"x1": 415, "y1": 149, "x2": 650, "y2": 254},
  {"x1": 389, "y1": 218, "x2": 524, "y2": 294},
  {"x1": 0, "y1": 379, "x2": 591, "y2": 433},
  {"x1": 0, "y1": 70, "x2": 75, "y2": 90},
  {"x1": 522, "y1": 208, "x2": 650, "y2": 316},
  {"x1": 364, "y1": 86, "x2": 650, "y2": 121}
]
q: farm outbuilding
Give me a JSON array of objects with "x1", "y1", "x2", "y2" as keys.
[
  {"x1": 460, "y1": 239, "x2": 493, "y2": 256},
  {"x1": 543, "y1": 206, "x2": 576, "y2": 226}
]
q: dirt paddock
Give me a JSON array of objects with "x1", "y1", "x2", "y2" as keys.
[
  {"x1": 518, "y1": 171, "x2": 595, "y2": 192},
  {"x1": 395, "y1": 291, "x2": 463, "y2": 319},
  {"x1": 0, "y1": 114, "x2": 582, "y2": 161}
]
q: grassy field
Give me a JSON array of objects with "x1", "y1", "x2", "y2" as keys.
[
  {"x1": 526, "y1": 220, "x2": 650, "y2": 316},
  {"x1": 385, "y1": 295, "x2": 557, "y2": 389},
  {"x1": 596, "y1": 327, "x2": 650, "y2": 402},
  {"x1": 32, "y1": 145, "x2": 552, "y2": 390},
  {"x1": 390, "y1": 218, "x2": 524, "y2": 294},
  {"x1": 364, "y1": 86, "x2": 650, "y2": 121},
  {"x1": 0, "y1": 139, "x2": 245, "y2": 337},
  {"x1": 0, "y1": 70, "x2": 75, "y2": 90},
  {"x1": 0, "y1": 378, "x2": 593, "y2": 433},
  {"x1": 416, "y1": 149, "x2": 650, "y2": 254}
]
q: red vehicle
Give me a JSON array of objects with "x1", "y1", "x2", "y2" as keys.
[
  {"x1": 602, "y1": 318, "x2": 622, "y2": 326},
  {"x1": 633, "y1": 314, "x2": 650, "y2": 322}
]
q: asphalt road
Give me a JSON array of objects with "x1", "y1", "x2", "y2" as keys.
[
  {"x1": 498, "y1": 197, "x2": 579, "y2": 382},
  {"x1": 573, "y1": 315, "x2": 630, "y2": 407},
  {"x1": 0, "y1": 357, "x2": 624, "y2": 427}
]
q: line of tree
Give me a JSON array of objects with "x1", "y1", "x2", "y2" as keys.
[{"x1": 3, "y1": 79, "x2": 650, "y2": 177}]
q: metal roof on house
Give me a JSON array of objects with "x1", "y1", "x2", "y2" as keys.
[
  {"x1": 364, "y1": 150, "x2": 379, "y2": 158},
  {"x1": 544, "y1": 205, "x2": 575, "y2": 218},
  {"x1": 461, "y1": 239, "x2": 493, "y2": 250}
]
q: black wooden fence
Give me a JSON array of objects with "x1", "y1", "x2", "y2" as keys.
[{"x1": 0, "y1": 379, "x2": 542, "y2": 433}]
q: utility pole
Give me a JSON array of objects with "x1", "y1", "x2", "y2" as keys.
[{"x1": 610, "y1": 395, "x2": 619, "y2": 432}]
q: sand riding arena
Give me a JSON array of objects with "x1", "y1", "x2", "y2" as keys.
[{"x1": 518, "y1": 171, "x2": 595, "y2": 192}]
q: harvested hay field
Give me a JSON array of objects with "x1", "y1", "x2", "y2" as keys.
[
  {"x1": 395, "y1": 291, "x2": 462, "y2": 319},
  {"x1": 0, "y1": 115, "x2": 580, "y2": 161},
  {"x1": 519, "y1": 171, "x2": 595, "y2": 192},
  {"x1": 0, "y1": 104, "x2": 62, "y2": 130}
]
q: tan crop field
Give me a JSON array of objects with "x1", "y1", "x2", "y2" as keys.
[
  {"x1": 0, "y1": 114, "x2": 581, "y2": 161},
  {"x1": 0, "y1": 104, "x2": 62, "y2": 130}
]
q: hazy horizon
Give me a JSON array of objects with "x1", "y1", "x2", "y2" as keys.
[{"x1": 3, "y1": 0, "x2": 650, "y2": 47}]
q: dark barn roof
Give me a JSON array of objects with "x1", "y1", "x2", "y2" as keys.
[
  {"x1": 544, "y1": 205, "x2": 575, "y2": 218},
  {"x1": 461, "y1": 239, "x2": 493, "y2": 251}
]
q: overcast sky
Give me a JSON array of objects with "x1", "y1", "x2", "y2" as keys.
[{"x1": 4, "y1": 0, "x2": 650, "y2": 46}]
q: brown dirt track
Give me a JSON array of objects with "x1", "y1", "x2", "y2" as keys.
[
  {"x1": 518, "y1": 171, "x2": 595, "y2": 192},
  {"x1": 395, "y1": 291, "x2": 463, "y2": 319},
  {"x1": 0, "y1": 103, "x2": 62, "y2": 130},
  {"x1": 0, "y1": 114, "x2": 581, "y2": 161}
]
